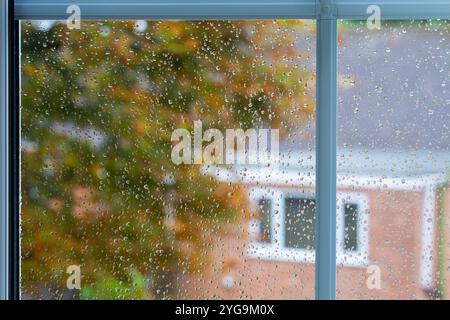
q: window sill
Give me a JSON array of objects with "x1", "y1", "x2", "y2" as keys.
[{"x1": 247, "y1": 242, "x2": 369, "y2": 268}]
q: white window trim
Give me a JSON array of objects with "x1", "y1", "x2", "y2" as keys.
[{"x1": 247, "y1": 187, "x2": 369, "y2": 268}]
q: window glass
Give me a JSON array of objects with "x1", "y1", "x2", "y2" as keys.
[
  {"x1": 20, "y1": 20, "x2": 316, "y2": 299},
  {"x1": 337, "y1": 20, "x2": 450, "y2": 300},
  {"x1": 343, "y1": 203, "x2": 358, "y2": 252},
  {"x1": 285, "y1": 198, "x2": 315, "y2": 250}
]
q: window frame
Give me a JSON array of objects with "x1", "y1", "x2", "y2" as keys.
[
  {"x1": 1, "y1": 0, "x2": 449, "y2": 300},
  {"x1": 247, "y1": 188, "x2": 369, "y2": 268}
]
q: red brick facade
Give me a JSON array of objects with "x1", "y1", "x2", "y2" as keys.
[{"x1": 178, "y1": 186, "x2": 450, "y2": 300}]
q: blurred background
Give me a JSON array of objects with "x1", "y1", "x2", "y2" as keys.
[{"x1": 20, "y1": 19, "x2": 450, "y2": 299}]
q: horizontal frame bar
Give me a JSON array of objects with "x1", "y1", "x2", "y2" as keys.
[
  {"x1": 14, "y1": 0, "x2": 450, "y2": 20},
  {"x1": 14, "y1": 0, "x2": 317, "y2": 20},
  {"x1": 337, "y1": 0, "x2": 450, "y2": 20}
]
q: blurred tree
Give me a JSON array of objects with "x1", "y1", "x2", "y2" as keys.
[{"x1": 20, "y1": 20, "x2": 314, "y2": 299}]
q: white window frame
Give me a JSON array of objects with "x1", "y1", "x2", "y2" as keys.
[{"x1": 247, "y1": 187, "x2": 369, "y2": 268}]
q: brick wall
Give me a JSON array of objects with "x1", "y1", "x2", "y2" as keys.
[{"x1": 178, "y1": 186, "x2": 447, "y2": 300}]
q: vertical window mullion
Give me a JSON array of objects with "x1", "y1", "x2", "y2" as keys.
[
  {"x1": 0, "y1": 0, "x2": 10, "y2": 301},
  {"x1": 315, "y1": 16, "x2": 338, "y2": 300}
]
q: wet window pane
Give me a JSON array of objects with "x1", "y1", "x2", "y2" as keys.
[
  {"x1": 285, "y1": 198, "x2": 315, "y2": 250},
  {"x1": 20, "y1": 20, "x2": 316, "y2": 299},
  {"x1": 337, "y1": 20, "x2": 450, "y2": 300}
]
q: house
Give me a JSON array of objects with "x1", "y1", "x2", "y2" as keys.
[{"x1": 177, "y1": 27, "x2": 450, "y2": 300}]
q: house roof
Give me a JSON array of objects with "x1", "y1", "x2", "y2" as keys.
[
  {"x1": 337, "y1": 28, "x2": 450, "y2": 152},
  {"x1": 267, "y1": 26, "x2": 450, "y2": 184},
  {"x1": 283, "y1": 26, "x2": 450, "y2": 157}
]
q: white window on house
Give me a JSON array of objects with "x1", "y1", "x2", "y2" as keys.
[{"x1": 247, "y1": 188, "x2": 369, "y2": 267}]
